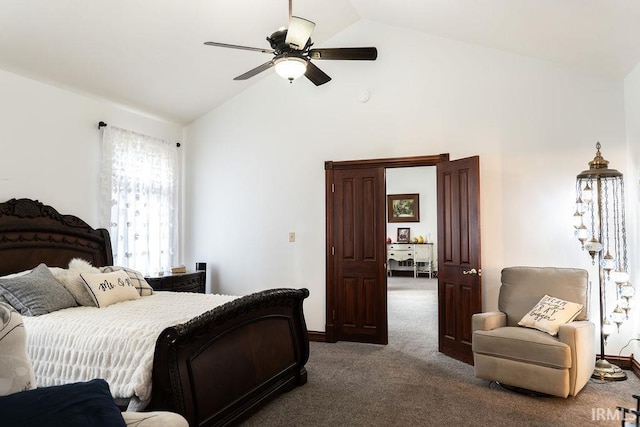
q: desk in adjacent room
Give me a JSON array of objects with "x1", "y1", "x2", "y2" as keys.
[{"x1": 387, "y1": 243, "x2": 434, "y2": 278}]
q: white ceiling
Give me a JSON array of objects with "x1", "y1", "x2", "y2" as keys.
[{"x1": 2, "y1": 0, "x2": 640, "y2": 125}]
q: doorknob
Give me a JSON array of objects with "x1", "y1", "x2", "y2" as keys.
[{"x1": 463, "y1": 268, "x2": 481, "y2": 276}]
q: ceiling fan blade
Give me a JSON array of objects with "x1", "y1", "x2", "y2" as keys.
[
  {"x1": 204, "y1": 41, "x2": 274, "y2": 54},
  {"x1": 305, "y1": 62, "x2": 331, "y2": 86},
  {"x1": 309, "y1": 47, "x2": 378, "y2": 61},
  {"x1": 233, "y1": 61, "x2": 275, "y2": 80},
  {"x1": 285, "y1": 16, "x2": 315, "y2": 50}
]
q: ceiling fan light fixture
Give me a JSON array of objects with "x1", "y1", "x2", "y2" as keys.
[{"x1": 274, "y1": 57, "x2": 307, "y2": 82}]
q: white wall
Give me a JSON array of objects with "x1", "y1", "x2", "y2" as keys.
[
  {"x1": 184, "y1": 19, "x2": 631, "y2": 342},
  {"x1": 624, "y1": 62, "x2": 640, "y2": 361},
  {"x1": 0, "y1": 68, "x2": 183, "y2": 228}
]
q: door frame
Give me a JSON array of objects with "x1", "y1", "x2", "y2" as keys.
[{"x1": 325, "y1": 154, "x2": 450, "y2": 343}]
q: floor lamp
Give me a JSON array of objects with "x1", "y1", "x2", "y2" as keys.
[{"x1": 574, "y1": 143, "x2": 631, "y2": 381}]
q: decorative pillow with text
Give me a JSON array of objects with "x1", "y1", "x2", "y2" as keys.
[
  {"x1": 0, "y1": 302, "x2": 36, "y2": 396},
  {"x1": 518, "y1": 294, "x2": 583, "y2": 336},
  {"x1": 99, "y1": 266, "x2": 153, "y2": 296},
  {"x1": 80, "y1": 270, "x2": 140, "y2": 308}
]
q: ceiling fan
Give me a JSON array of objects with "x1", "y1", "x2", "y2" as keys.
[{"x1": 204, "y1": 0, "x2": 377, "y2": 86}]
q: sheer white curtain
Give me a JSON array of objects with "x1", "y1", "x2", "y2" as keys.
[{"x1": 100, "y1": 126, "x2": 178, "y2": 275}]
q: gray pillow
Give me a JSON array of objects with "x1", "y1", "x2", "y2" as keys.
[{"x1": 0, "y1": 264, "x2": 77, "y2": 316}]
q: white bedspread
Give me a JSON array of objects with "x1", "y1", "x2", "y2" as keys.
[{"x1": 22, "y1": 291, "x2": 237, "y2": 409}]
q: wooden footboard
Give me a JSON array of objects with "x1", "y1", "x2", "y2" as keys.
[{"x1": 149, "y1": 288, "x2": 310, "y2": 427}]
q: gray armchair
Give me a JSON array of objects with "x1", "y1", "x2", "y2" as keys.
[{"x1": 472, "y1": 267, "x2": 595, "y2": 397}]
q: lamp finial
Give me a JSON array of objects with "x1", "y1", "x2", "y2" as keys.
[{"x1": 588, "y1": 142, "x2": 609, "y2": 170}]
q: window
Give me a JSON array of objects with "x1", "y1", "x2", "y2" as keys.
[{"x1": 100, "y1": 126, "x2": 178, "y2": 275}]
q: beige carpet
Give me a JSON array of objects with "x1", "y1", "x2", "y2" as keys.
[{"x1": 241, "y1": 276, "x2": 640, "y2": 426}]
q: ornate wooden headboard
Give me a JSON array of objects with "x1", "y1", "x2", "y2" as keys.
[{"x1": 0, "y1": 198, "x2": 113, "y2": 275}]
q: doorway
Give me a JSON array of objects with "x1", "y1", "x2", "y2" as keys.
[
  {"x1": 325, "y1": 154, "x2": 482, "y2": 364},
  {"x1": 386, "y1": 166, "x2": 437, "y2": 350}
]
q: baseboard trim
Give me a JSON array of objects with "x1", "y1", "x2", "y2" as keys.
[
  {"x1": 597, "y1": 354, "x2": 639, "y2": 378},
  {"x1": 308, "y1": 331, "x2": 326, "y2": 342},
  {"x1": 631, "y1": 355, "x2": 640, "y2": 378},
  {"x1": 601, "y1": 354, "x2": 631, "y2": 370}
]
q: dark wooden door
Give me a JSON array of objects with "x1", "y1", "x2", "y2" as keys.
[
  {"x1": 325, "y1": 165, "x2": 387, "y2": 344},
  {"x1": 437, "y1": 156, "x2": 482, "y2": 364}
]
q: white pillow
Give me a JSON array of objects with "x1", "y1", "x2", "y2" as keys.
[
  {"x1": 52, "y1": 259, "x2": 101, "y2": 307},
  {"x1": 518, "y1": 294, "x2": 583, "y2": 336},
  {"x1": 0, "y1": 302, "x2": 36, "y2": 395},
  {"x1": 80, "y1": 270, "x2": 141, "y2": 308},
  {"x1": 0, "y1": 270, "x2": 31, "y2": 279}
]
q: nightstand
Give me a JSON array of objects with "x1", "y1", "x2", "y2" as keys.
[{"x1": 144, "y1": 270, "x2": 206, "y2": 293}]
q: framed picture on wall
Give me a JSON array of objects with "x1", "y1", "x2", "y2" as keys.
[
  {"x1": 387, "y1": 193, "x2": 420, "y2": 223},
  {"x1": 397, "y1": 227, "x2": 411, "y2": 243}
]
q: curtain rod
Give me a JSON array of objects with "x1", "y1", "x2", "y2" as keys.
[{"x1": 97, "y1": 121, "x2": 181, "y2": 147}]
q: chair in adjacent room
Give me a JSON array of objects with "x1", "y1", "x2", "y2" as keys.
[
  {"x1": 413, "y1": 244, "x2": 433, "y2": 278},
  {"x1": 472, "y1": 266, "x2": 595, "y2": 398}
]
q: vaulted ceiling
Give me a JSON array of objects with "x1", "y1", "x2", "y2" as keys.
[{"x1": 2, "y1": 0, "x2": 640, "y2": 124}]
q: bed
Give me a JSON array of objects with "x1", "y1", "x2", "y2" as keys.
[{"x1": 0, "y1": 198, "x2": 309, "y2": 426}]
